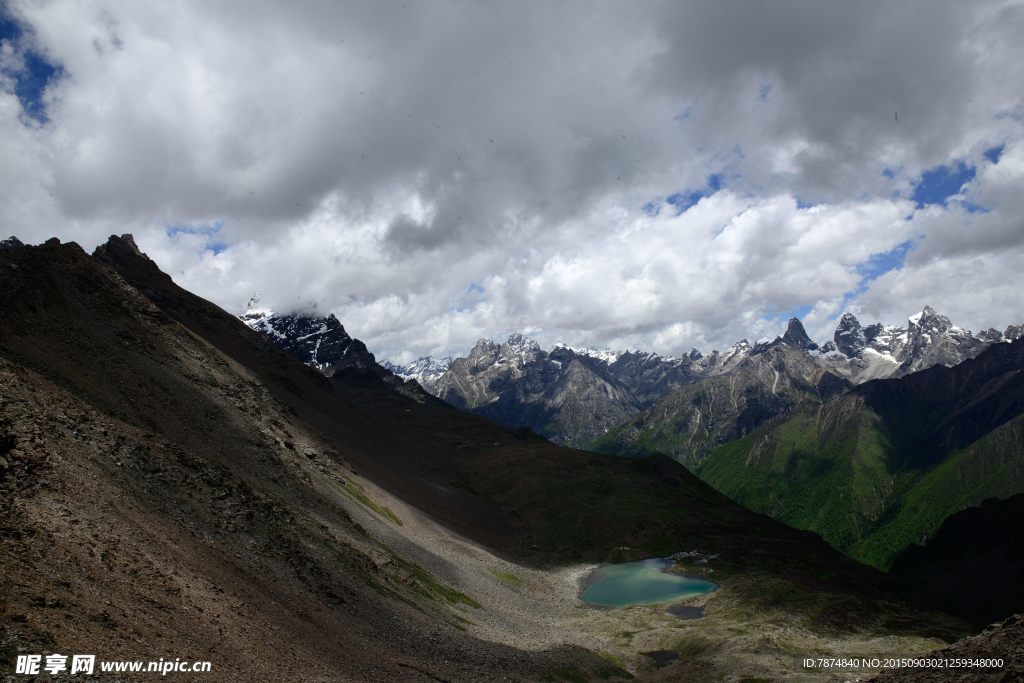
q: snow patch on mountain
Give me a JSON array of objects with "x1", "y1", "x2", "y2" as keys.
[{"x1": 553, "y1": 343, "x2": 624, "y2": 364}]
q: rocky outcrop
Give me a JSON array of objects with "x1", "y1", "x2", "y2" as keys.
[
  {"x1": 240, "y1": 302, "x2": 378, "y2": 375},
  {"x1": 781, "y1": 317, "x2": 818, "y2": 351},
  {"x1": 0, "y1": 235, "x2": 24, "y2": 251}
]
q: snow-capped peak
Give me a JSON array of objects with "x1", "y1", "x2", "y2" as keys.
[
  {"x1": 384, "y1": 355, "x2": 454, "y2": 384},
  {"x1": 553, "y1": 342, "x2": 624, "y2": 364},
  {"x1": 241, "y1": 293, "x2": 274, "y2": 324},
  {"x1": 501, "y1": 334, "x2": 542, "y2": 364}
]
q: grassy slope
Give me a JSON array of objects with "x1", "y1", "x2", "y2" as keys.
[
  {"x1": 697, "y1": 398, "x2": 1024, "y2": 570},
  {"x1": 851, "y1": 416, "x2": 1024, "y2": 567}
]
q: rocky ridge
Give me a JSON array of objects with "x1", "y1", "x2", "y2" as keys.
[
  {"x1": 383, "y1": 309, "x2": 1019, "y2": 449},
  {"x1": 240, "y1": 299, "x2": 379, "y2": 375},
  {"x1": 380, "y1": 355, "x2": 454, "y2": 386}
]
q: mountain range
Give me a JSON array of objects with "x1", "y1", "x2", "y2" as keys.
[
  {"x1": 697, "y1": 335, "x2": 1024, "y2": 571},
  {"x1": 270, "y1": 302, "x2": 1024, "y2": 583},
  {"x1": 4, "y1": 234, "x2": 1012, "y2": 679},
  {"x1": 383, "y1": 309, "x2": 1021, "y2": 455},
  {"x1": 235, "y1": 295, "x2": 1024, "y2": 565},
  {"x1": 4, "y1": 234, "x2": 1021, "y2": 679}
]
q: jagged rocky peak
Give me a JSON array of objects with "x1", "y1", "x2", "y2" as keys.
[
  {"x1": 407, "y1": 355, "x2": 454, "y2": 374},
  {"x1": 94, "y1": 233, "x2": 145, "y2": 258},
  {"x1": 978, "y1": 328, "x2": 1004, "y2": 343},
  {"x1": 688, "y1": 348, "x2": 703, "y2": 360},
  {"x1": 909, "y1": 305, "x2": 954, "y2": 333},
  {"x1": 0, "y1": 235, "x2": 24, "y2": 251},
  {"x1": 471, "y1": 337, "x2": 500, "y2": 353},
  {"x1": 239, "y1": 293, "x2": 272, "y2": 324},
  {"x1": 500, "y1": 333, "x2": 543, "y2": 365},
  {"x1": 834, "y1": 313, "x2": 866, "y2": 356},
  {"x1": 238, "y1": 303, "x2": 380, "y2": 375},
  {"x1": 465, "y1": 337, "x2": 500, "y2": 364},
  {"x1": 503, "y1": 332, "x2": 541, "y2": 352},
  {"x1": 1006, "y1": 324, "x2": 1024, "y2": 341},
  {"x1": 781, "y1": 317, "x2": 818, "y2": 351}
]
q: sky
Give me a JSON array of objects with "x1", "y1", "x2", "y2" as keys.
[{"x1": 2, "y1": 1, "x2": 1023, "y2": 363}]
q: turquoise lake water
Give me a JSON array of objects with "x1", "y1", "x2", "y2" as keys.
[{"x1": 579, "y1": 558, "x2": 717, "y2": 608}]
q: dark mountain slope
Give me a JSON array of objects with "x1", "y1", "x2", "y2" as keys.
[
  {"x1": 0, "y1": 238, "x2": 615, "y2": 679},
  {"x1": 872, "y1": 614, "x2": 1024, "y2": 682},
  {"x1": 90, "y1": 235, "x2": 903, "y2": 579},
  {"x1": 855, "y1": 340, "x2": 1024, "y2": 468},
  {"x1": 890, "y1": 494, "x2": 1024, "y2": 627}
]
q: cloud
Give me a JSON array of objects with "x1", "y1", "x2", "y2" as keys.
[{"x1": 1, "y1": 0, "x2": 1022, "y2": 361}]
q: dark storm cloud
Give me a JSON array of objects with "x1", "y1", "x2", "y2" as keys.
[{"x1": 1, "y1": 1, "x2": 1022, "y2": 360}]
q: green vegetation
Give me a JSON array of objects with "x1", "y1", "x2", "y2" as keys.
[
  {"x1": 591, "y1": 421, "x2": 682, "y2": 461},
  {"x1": 491, "y1": 570, "x2": 524, "y2": 588},
  {"x1": 339, "y1": 479, "x2": 403, "y2": 526},
  {"x1": 851, "y1": 418, "x2": 1024, "y2": 567},
  {"x1": 696, "y1": 401, "x2": 1024, "y2": 570},
  {"x1": 392, "y1": 556, "x2": 481, "y2": 609},
  {"x1": 545, "y1": 666, "x2": 589, "y2": 682},
  {"x1": 673, "y1": 633, "x2": 713, "y2": 658}
]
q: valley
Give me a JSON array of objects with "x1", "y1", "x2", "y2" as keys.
[
  {"x1": 0, "y1": 235, "x2": 986, "y2": 681},
  {"x1": 3, "y1": 3, "x2": 1021, "y2": 680}
]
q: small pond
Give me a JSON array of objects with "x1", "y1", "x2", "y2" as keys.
[{"x1": 579, "y1": 557, "x2": 717, "y2": 608}]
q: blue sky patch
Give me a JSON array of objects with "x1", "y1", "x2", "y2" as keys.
[
  {"x1": 795, "y1": 196, "x2": 814, "y2": 209},
  {"x1": 983, "y1": 144, "x2": 1005, "y2": 165},
  {"x1": 166, "y1": 222, "x2": 229, "y2": 255},
  {"x1": 0, "y1": 10, "x2": 21, "y2": 41},
  {"x1": 911, "y1": 160, "x2": 976, "y2": 208},
  {"x1": 0, "y1": 9, "x2": 64, "y2": 124},
  {"x1": 856, "y1": 240, "x2": 912, "y2": 283},
  {"x1": 831, "y1": 241, "x2": 915, "y2": 321},
  {"x1": 657, "y1": 173, "x2": 726, "y2": 215},
  {"x1": 166, "y1": 222, "x2": 224, "y2": 238}
]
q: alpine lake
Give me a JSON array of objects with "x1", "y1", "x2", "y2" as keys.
[{"x1": 579, "y1": 557, "x2": 717, "y2": 610}]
